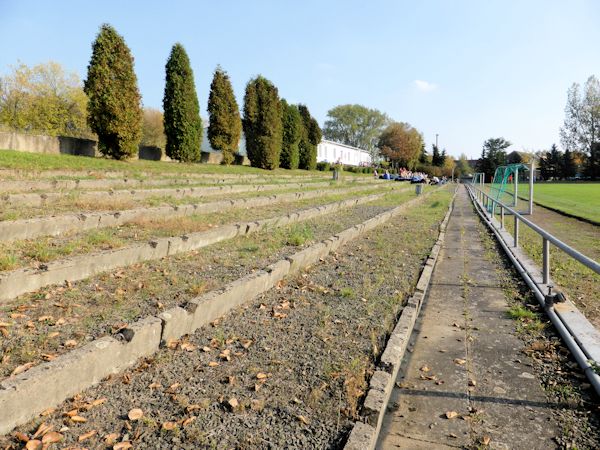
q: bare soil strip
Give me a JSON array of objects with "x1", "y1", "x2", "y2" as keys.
[
  {"x1": 0, "y1": 191, "x2": 423, "y2": 378},
  {"x1": 0, "y1": 190, "x2": 451, "y2": 449}
]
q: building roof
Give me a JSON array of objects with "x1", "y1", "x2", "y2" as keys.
[{"x1": 320, "y1": 139, "x2": 370, "y2": 154}]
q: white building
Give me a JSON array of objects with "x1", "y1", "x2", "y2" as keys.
[{"x1": 317, "y1": 139, "x2": 371, "y2": 166}]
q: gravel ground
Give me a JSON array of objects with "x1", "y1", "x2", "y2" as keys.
[
  {"x1": 0, "y1": 193, "x2": 420, "y2": 378},
  {"x1": 0, "y1": 190, "x2": 451, "y2": 449},
  {"x1": 478, "y1": 219, "x2": 600, "y2": 449}
]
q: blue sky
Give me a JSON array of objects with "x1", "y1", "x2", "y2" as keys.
[{"x1": 0, "y1": 0, "x2": 598, "y2": 158}]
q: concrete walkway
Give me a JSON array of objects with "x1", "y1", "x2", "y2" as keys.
[{"x1": 377, "y1": 186, "x2": 559, "y2": 449}]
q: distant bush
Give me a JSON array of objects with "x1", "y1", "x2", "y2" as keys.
[{"x1": 316, "y1": 161, "x2": 330, "y2": 171}]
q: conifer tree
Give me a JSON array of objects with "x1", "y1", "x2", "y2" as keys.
[
  {"x1": 207, "y1": 66, "x2": 241, "y2": 165},
  {"x1": 298, "y1": 104, "x2": 321, "y2": 170},
  {"x1": 280, "y1": 99, "x2": 302, "y2": 169},
  {"x1": 163, "y1": 43, "x2": 202, "y2": 162},
  {"x1": 84, "y1": 24, "x2": 142, "y2": 159},
  {"x1": 242, "y1": 76, "x2": 283, "y2": 170},
  {"x1": 562, "y1": 148, "x2": 577, "y2": 179}
]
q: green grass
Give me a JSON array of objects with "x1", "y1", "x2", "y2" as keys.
[
  {"x1": 507, "y1": 305, "x2": 537, "y2": 321},
  {"x1": 286, "y1": 224, "x2": 314, "y2": 246},
  {"x1": 525, "y1": 183, "x2": 600, "y2": 224},
  {"x1": 0, "y1": 149, "x2": 368, "y2": 179}
]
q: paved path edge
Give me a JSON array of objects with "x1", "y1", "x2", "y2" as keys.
[{"x1": 344, "y1": 187, "x2": 457, "y2": 450}]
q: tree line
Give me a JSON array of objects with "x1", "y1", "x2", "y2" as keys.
[
  {"x1": 322, "y1": 104, "x2": 472, "y2": 177},
  {"x1": 0, "y1": 24, "x2": 321, "y2": 170},
  {"x1": 476, "y1": 75, "x2": 599, "y2": 181}
]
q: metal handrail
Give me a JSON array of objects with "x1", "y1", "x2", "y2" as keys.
[
  {"x1": 464, "y1": 182, "x2": 600, "y2": 395},
  {"x1": 466, "y1": 182, "x2": 600, "y2": 276}
]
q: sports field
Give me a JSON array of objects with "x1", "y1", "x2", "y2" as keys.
[{"x1": 527, "y1": 183, "x2": 600, "y2": 224}]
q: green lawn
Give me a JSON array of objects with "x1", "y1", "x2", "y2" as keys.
[
  {"x1": 527, "y1": 183, "x2": 600, "y2": 224},
  {"x1": 0, "y1": 149, "x2": 368, "y2": 179}
]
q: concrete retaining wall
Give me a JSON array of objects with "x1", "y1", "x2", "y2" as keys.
[
  {"x1": 344, "y1": 189, "x2": 457, "y2": 450},
  {"x1": 0, "y1": 132, "x2": 97, "y2": 157},
  {"x1": 0, "y1": 184, "x2": 396, "y2": 242},
  {"x1": 0, "y1": 184, "x2": 434, "y2": 435},
  {"x1": 0, "y1": 192, "x2": 389, "y2": 301}
]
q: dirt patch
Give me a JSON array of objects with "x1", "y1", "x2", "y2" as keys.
[
  {"x1": 0, "y1": 191, "x2": 451, "y2": 448},
  {"x1": 0, "y1": 202, "x2": 401, "y2": 378}
]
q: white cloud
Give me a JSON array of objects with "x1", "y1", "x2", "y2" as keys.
[{"x1": 414, "y1": 80, "x2": 438, "y2": 92}]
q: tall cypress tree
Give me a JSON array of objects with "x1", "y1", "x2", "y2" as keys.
[
  {"x1": 298, "y1": 104, "x2": 321, "y2": 170},
  {"x1": 84, "y1": 24, "x2": 142, "y2": 160},
  {"x1": 163, "y1": 43, "x2": 202, "y2": 163},
  {"x1": 280, "y1": 99, "x2": 302, "y2": 169},
  {"x1": 242, "y1": 76, "x2": 282, "y2": 170},
  {"x1": 207, "y1": 66, "x2": 241, "y2": 165}
]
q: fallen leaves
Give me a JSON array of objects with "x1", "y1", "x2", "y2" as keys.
[
  {"x1": 70, "y1": 415, "x2": 87, "y2": 423},
  {"x1": 32, "y1": 422, "x2": 53, "y2": 439},
  {"x1": 103, "y1": 433, "x2": 119, "y2": 445},
  {"x1": 227, "y1": 397, "x2": 239, "y2": 410},
  {"x1": 219, "y1": 349, "x2": 231, "y2": 361},
  {"x1": 297, "y1": 415, "x2": 310, "y2": 425},
  {"x1": 445, "y1": 411, "x2": 459, "y2": 419},
  {"x1": 14, "y1": 431, "x2": 29, "y2": 442},
  {"x1": 180, "y1": 342, "x2": 196, "y2": 352},
  {"x1": 113, "y1": 442, "x2": 133, "y2": 449},
  {"x1": 208, "y1": 361, "x2": 220, "y2": 367},
  {"x1": 162, "y1": 421, "x2": 178, "y2": 431},
  {"x1": 25, "y1": 440, "x2": 42, "y2": 450},
  {"x1": 453, "y1": 358, "x2": 466, "y2": 365},
  {"x1": 127, "y1": 408, "x2": 144, "y2": 421},
  {"x1": 11, "y1": 362, "x2": 34, "y2": 376},
  {"x1": 64, "y1": 339, "x2": 78, "y2": 348},
  {"x1": 78, "y1": 429, "x2": 97, "y2": 442}
]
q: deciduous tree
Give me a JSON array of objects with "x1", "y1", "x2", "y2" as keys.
[
  {"x1": 0, "y1": 61, "x2": 90, "y2": 137},
  {"x1": 84, "y1": 24, "x2": 142, "y2": 159},
  {"x1": 141, "y1": 108, "x2": 166, "y2": 149},
  {"x1": 243, "y1": 76, "x2": 282, "y2": 170},
  {"x1": 323, "y1": 104, "x2": 390, "y2": 161},
  {"x1": 207, "y1": 66, "x2": 241, "y2": 165},
  {"x1": 377, "y1": 122, "x2": 423, "y2": 168},
  {"x1": 163, "y1": 43, "x2": 202, "y2": 162},
  {"x1": 560, "y1": 75, "x2": 600, "y2": 179}
]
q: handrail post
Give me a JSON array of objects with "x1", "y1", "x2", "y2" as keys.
[
  {"x1": 500, "y1": 206, "x2": 505, "y2": 229},
  {"x1": 529, "y1": 161, "x2": 534, "y2": 215},
  {"x1": 543, "y1": 238, "x2": 550, "y2": 284},
  {"x1": 514, "y1": 215, "x2": 519, "y2": 248}
]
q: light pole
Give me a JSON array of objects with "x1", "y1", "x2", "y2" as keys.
[{"x1": 435, "y1": 134, "x2": 439, "y2": 149}]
